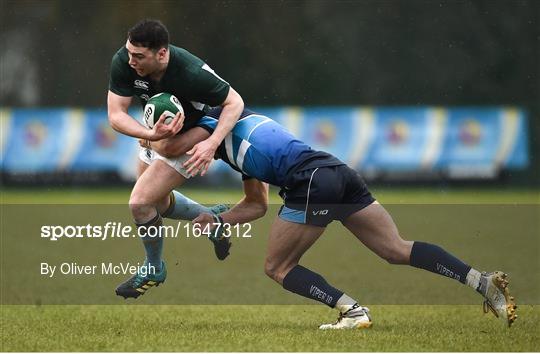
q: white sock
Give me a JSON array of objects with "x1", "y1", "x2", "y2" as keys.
[
  {"x1": 335, "y1": 293, "x2": 358, "y2": 313},
  {"x1": 465, "y1": 268, "x2": 482, "y2": 290}
]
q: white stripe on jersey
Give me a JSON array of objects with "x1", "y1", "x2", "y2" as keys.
[
  {"x1": 247, "y1": 118, "x2": 271, "y2": 141},
  {"x1": 224, "y1": 134, "x2": 236, "y2": 167},
  {"x1": 202, "y1": 63, "x2": 229, "y2": 85},
  {"x1": 236, "y1": 139, "x2": 252, "y2": 170},
  {"x1": 190, "y1": 101, "x2": 205, "y2": 110},
  {"x1": 304, "y1": 168, "x2": 319, "y2": 223},
  {"x1": 205, "y1": 114, "x2": 269, "y2": 170}
]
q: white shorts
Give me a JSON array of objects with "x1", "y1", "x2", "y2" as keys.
[{"x1": 139, "y1": 147, "x2": 192, "y2": 179}]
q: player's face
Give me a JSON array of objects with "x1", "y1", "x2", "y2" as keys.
[{"x1": 125, "y1": 40, "x2": 166, "y2": 77}]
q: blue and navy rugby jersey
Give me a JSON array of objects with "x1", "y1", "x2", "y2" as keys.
[{"x1": 197, "y1": 108, "x2": 344, "y2": 187}]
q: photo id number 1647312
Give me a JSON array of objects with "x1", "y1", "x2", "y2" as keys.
[{"x1": 184, "y1": 222, "x2": 252, "y2": 238}]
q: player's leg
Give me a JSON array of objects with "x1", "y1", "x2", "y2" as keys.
[
  {"x1": 116, "y1": 159, "x2": 185, "y2": 299},
  {"x1": 137, "y1": 147, "x2": 171, "y2": 212},
  {"x1": 341, "y1": 201, "x2": 413, "y2": 265},
  {"x1": 150, "y1": 129, "x2": 231, "y2": 256},
  {"x1": 131, "y1": 157, "x2": 230, "y2": 272},
  {"x1": 118, "y1": 145, "x2": 229, "y2": 298},
  {"x1": 265, "y1": 216, "x2": 372, "y2": 329},
  {"x1": 264, "y1": 216, "x2": 324, "y2": 285},
  {"x1": 268, "y1": 166, "x2": 373, "y2": 329},
  {"x1": 139, "y1": 144, "x2": 230, "y2": 259},
  {"x1": 341, "y1": 200, "x2": 517, "y2": 326},
  {"x1": 137, "y1": 158, "x2": 149, "y2": 177},
  {"x1": 161, "y1": 189, "x2": 228, "y2": 221},
  {"x1": 137, "y1": 156, "x2": 172, "y2": 214},
  {"x1": 138, "y1": 136, "x2": 224, "y2": 219},
  {"x1": 130, "y1": 159, "x2": 185, "y2": 222}
]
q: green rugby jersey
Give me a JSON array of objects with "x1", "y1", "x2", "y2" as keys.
[{"x1": 109, "y1": 45, "x2": 230, "y2": 131}]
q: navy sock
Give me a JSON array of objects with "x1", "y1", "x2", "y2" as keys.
[
  {"x1": 410, "y1": 241, "x2": 471, "y2": 284},
  {"x1": 136, "y1": 213, "x2": 164, "y2": 272},
  {"x1": 282, "y1": 265, "x2": 343, "y2": 307}
]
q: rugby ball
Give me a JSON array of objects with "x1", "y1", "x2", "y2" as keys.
[{"x1": 143, "y1": 93, "x2": 183, "y2": 128}]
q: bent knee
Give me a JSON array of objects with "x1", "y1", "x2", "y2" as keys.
[
  {"x1": 264, "y1": 259, "x2": 295, "y2": 284},
  {"x1": 129, "y1": 192, "x2": 155, "y2": 214},
  {"x1": 129, "y1": 194, "x2": 143, "y2": 210},
  {"x1": 382, "y1": 240, "x2": 413, "y2": 265},
  {"x1": 264, "y1": 261, "x2": 279, "y2": 281}
]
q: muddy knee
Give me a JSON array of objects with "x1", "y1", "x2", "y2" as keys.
[{"x1": 129, "y1": 192, "x2": 156, "y2": 221}]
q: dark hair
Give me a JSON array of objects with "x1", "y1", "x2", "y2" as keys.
[{"x1": 127, "y1": 19, "x2": 169, "y2": 51}]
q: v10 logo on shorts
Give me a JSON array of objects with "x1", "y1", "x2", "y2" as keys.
[{"x1": 312, "y1": 209, "x2": 329, "y2": 216}]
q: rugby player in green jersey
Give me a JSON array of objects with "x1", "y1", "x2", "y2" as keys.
[{"x1": 107, "y1": 19, "x2": 242, "y2": 298}]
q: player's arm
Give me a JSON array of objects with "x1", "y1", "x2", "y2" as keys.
[
  {"x1": 148, "y1": 126, "x2": 211, "y2": 158},
  {"x1": 193, "y1": 179, "x2": 269, "y2": 227},
  {"x1": 107, "y1": 91, "x2": 183, "y2": 141},
  {"x1": 221, "y1": 178, "x2": 269, "y2": 224},
  {"x1": 184, "y1": 87, "x2": 243, "y2": 176},
  {"x1": 205, "y1": 87, "x2": 244, "y2": 152}
]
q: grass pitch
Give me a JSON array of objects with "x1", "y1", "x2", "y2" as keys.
[
  {"x1": 1, "y1": 186, "x2": 539, "y2": 351},
  {"x1": 2, "y1": 185, "x2": 539, "y2": 204},
  {"x1": 2, "y1": 305, "x2": 539, "y2": 351}
]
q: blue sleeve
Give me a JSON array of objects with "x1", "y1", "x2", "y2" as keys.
[{"x1": 196, "y1": 116, "x2": 218, "y2": 134}]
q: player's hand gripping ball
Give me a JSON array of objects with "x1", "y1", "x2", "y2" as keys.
[{"x1": 143, "y1": 93, "x2": 184, "y2": 128}]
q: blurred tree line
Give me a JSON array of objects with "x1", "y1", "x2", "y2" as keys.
[{"x1": 1, "y1": 0, "x2": 538, "y2": 183}]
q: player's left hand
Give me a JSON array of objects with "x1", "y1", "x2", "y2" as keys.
[
  {"x1": 150, "y1": 111, "x2": 184, "y2": 140},
  {"x1": 183, "y1": 138, "x2": 219, "y2": 177},
  {"x1": 193, "y1": 212, "x2": 215, "y2": 231}
]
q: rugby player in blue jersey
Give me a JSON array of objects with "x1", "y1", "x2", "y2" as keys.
[{"x1": 145, "y1": 107, "x2": 517, "y2": 329}]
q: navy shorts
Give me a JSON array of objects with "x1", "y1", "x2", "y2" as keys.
[{"x1": 278, "y1": 165, "x2": 375, "y2": 227}]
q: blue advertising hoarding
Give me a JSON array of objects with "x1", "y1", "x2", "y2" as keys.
[{"x1": 0, "y1": 106, "x2": 529, "y2": 181}]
